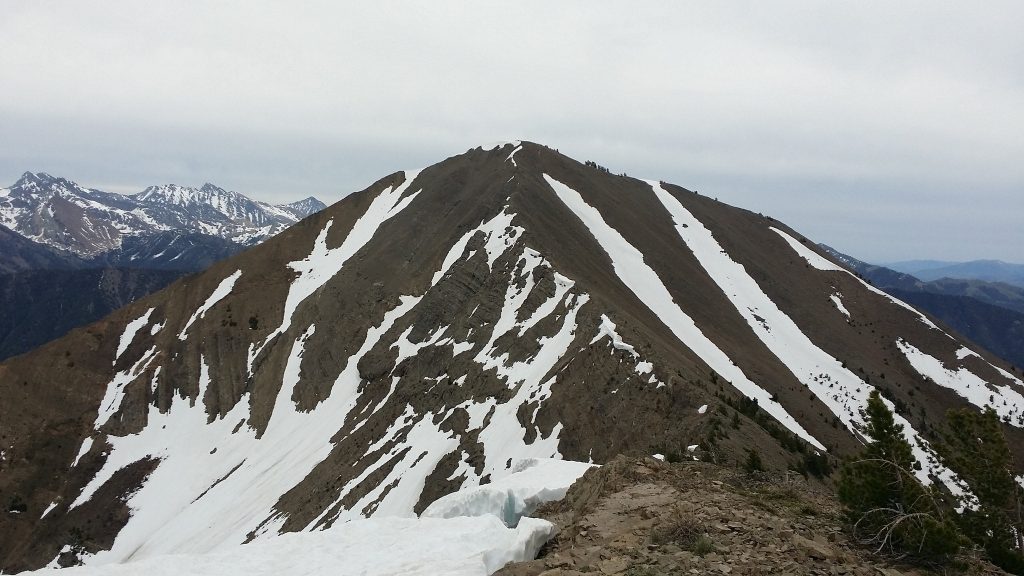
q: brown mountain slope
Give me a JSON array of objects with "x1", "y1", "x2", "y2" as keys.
[{"x1": 2, "y1": 142, "x2": 1022, "y2": 571}]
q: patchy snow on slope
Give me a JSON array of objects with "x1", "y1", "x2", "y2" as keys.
[
  {"x1": 956, "y1": 346, "x2": 978, "y2": 360},
  {"x1": 93, "y1": 346, "x2": 159, "y2": 429},
  {"x1": 590, "y1": 314, "x2": 663, "y2": 388},
  {"x1": 254, "y1": 171, "x2": 422, "y2": 363},
  {"x1": 591, "y1": 314, "x2": 636, "y2": 353},
  {"x1": 40, "y1": 500, "x2": 59, "y2": 519},
  {"x1": 72, "y1": 295, "x2": 425, "y2": 563},
  {"x1": 898, "y1": 339, "x2": 1024, "y2": 426},
  {"x1": 651, "y1": 183, "x2": 964, "y2": 485},
  {"x1": 72, "y1": 437, "x2": 94, "y2": 468},
  {"x1": 423, "y1": 458, "x2": 594, "y2": 527},
  {"x1": 771, "y1": 227, "x2": 938, "y2": 330},
  {"x1": 431, "y1": 207, "x2": 523, "y2": 286},
  {"x1": 461, "y1": 251, "x2": 590, "y2": 482},
  {"x1": 28, "y1": 515, "x2": 553, "y2": 576},
  {"x1": 114, "y1": 308, "x2": 154, "y2": 363},
  {"x1": 546, "y1": 174, "x2": 823, "y2": 451},
  {"x1": 178, "y1": 270, "x2": 242, "y2": 340},
  {"x1": 830, "y1": 294, "x2": 850, "y2": 319},
  {"x1": 507, "y1": 145, "x2": 524, "y2": 167},
  {"x1": 73, "y1": 223, "x2": 602, "y2": 566}
]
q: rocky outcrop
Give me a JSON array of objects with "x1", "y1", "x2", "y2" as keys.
[{"x1": 498, "y1": 456, "x2": 1005, "y2": 576}]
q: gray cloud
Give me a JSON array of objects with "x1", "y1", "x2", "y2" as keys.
[{"x1": 1, "y1": 1, "x2": 1021, "y2": 262}]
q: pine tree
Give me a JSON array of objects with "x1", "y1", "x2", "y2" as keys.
[
  {"x1": 942, "y1": 407, "x2": 1024, "y2": 572},
  {"x1": 837, "y1": 391, "x2": 960, "y2": 559}
]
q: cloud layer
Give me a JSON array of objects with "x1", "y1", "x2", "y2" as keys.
[{"x1": 1, "y1": 1, "x2": 1021, "y2": 262}]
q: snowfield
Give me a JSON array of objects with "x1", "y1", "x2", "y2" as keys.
[{"x1": 27, "y1": 459, "x2": 590, "y2": 576}]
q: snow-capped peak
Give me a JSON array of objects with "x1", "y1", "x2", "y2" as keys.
[{"x1": 1, "y1": 173, "x2": 327, "y2": 256}]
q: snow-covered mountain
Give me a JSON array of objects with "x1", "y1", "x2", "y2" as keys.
[
  {"x1": 3, "y1": 142, "x2": 1024, "y2": 572},
  {"x1": 0, "y1": 172, "x2": 325, "y2": 257},
  {"x1": 278, "y1": 196, "x2": 328, "y2": 220}
]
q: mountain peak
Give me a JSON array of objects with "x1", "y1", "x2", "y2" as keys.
[
  {"x1": 3, "y1": 145, "x2": 1023, "y2": 572},
  {"x1": 199, "y1": 182, "x2": 229, "y2": 194},
  {"x1": 14, "y1": 171, "x2": 62, "y2": 190}
]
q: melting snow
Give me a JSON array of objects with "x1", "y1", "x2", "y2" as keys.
[
  {"x1": 28, "y1": 516, "x2": 554, "y2": 576},
  {"x1": 431, "y1": 207, "x2": 523, "y2": 286},
  {"x1": 830, "y1": 294, "x2": 850, "y2": 319},
  {"x1": 40, "y1": 500, "x2": 59, "y2": 519},
  {"x1": 649, "y1": 182, "x2": 964, "y2": 483},
  {"x1": 506, "y1": 145, "x2": 524, "y2": 167},
  {"x1": 115, "y1": 308, "x2": 154, "y2": 363},
  {"x1": 898, "y1": 339, "x2": 1024, "y2": 426},
  {"x1": 546, "y1": 174, "x2": 824, "y2": 450},
  {"x1": 72, "y1": 437, "x2": 94, "y2": 468},
  {"x1": 254, "y1": 171, "x2": 422, "y2": 362},
  {"x1": 422, "y1": 458, "x2": 594, "y2": 527},
  {"x1": 179, "y1": 271, "x2": 243, "y2": 341},
  {"x1": 771, "y1": 227, "x2": 938, "y2": 330}
]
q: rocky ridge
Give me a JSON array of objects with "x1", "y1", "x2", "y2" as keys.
[{"x1": 499, "y1": 456, "x2": 1005, "y2": 576}]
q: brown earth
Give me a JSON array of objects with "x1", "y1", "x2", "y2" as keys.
[{"x1": 497, "y1": 456, "x2": 1005, "y2": 576}]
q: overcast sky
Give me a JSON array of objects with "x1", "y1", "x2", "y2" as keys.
[{"x1": 1, "y1": 2, "x2": 1021, "y2": 263}]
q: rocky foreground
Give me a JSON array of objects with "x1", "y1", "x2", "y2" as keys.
[{"x1": 498, "y1": 457, "x2": 1005, "y2": 576}]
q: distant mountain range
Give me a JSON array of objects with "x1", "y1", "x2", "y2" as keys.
[
  {"x1": 886, "y1": 258, "x2": 1024, "y2": 288},
  {"x1": 822, "y1": 246, "x2": 1024, "y2": 368},
  {"x1": 0, "y1": 172, "x2": 326, "y2": 361},
  {"x1": 0, "y1": 172, "x2": 325, "y2": 259}
]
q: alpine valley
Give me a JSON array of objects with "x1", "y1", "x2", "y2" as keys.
[{"x1": 2, "y1": 142, "x2": 1023, "y2": 573}]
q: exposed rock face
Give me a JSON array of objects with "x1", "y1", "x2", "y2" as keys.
[
  {"x1": 497, "y1": 456, "x2": 1006, "y2": 576},
  {"x1": 2, "y1": 142, "x2": 1023, "y2": 572}
]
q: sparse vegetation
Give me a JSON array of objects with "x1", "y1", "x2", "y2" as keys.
[
  {"x1": 743, "y1": 448, "x2": 764, "y2": 473},
  {"x1": 691, "y1": 535, "x2": 716, "y2": 556},
  {"x1": 651, "y1": 512, "x2": 705, "y2": 549}
]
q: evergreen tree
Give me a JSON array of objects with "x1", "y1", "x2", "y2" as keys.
[
  {"x1": 837, "y1": 391, "x2": 960, "y2": 559},
  {"x1": 942, "y1": 407, "x2": 1024, "y2": 572}
]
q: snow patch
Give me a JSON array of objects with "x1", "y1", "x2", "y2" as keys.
[
  {"x1": 179, "y1": 271, "x2": 242, "y2": 341},
  {"x1": 115, "y1": 308, "x2": 154, "y2": 363},
  {"x1": 432, "y1": 207, "x2": 522, "y2": 286},
  {"x1": 507, "y1": 145, "x2": 524, "y2": 167},
  {"x1": 40, "y1": 500, "x2": 59, "y2": 519},
  {"x1": 72, "y1": 437, "x2": 94, "y2": 468},
  {"x1": 956, "y1": 347, "x2": 978, "y2": 360},
  {"x1": 422, "y1": 458, "x2": 594, "y2": 527},
  {"x1": 898, "y1": 339, "x2": 1024, "y2": 426},
  {"x1": 20, "y1": 515, "x2": 554, "y2": 576},
  {"x1": 830, "y1": 294, "x2": 850, "y2": 319}
]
